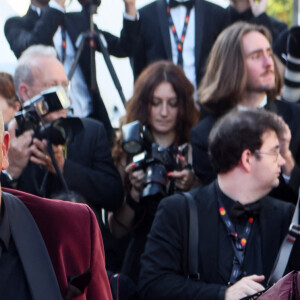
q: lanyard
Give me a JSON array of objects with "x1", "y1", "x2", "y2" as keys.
[
  {"x1": 166, "y1": 3, "x2": 192, "y2": 66},
  {"x1": 61, "y1": 24, "x2": 66, "y2": 63},
  {"x1": 217, "y1": 196, "x2": 254, "y2": 284}
]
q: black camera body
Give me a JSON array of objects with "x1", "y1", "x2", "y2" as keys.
[
  {"x1": 122, "y1": 121, "x2": 187, "y2": 202},
  {"x1": 15, "y1": 86, "x2": 83, "y2": 145}
]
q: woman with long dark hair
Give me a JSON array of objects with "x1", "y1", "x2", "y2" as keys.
[{"x1": 109, "y1": 60, "x2": 199, "y2": 283}]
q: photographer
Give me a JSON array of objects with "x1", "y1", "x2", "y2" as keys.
[
  {"x1": 4, "y1": 0, "x2": 139, "y2": 140},
  {"x1": 2, "y1": 45, "x2": 123, "y2": 218},
  {"x1": 0, "y1": 72, "x2": 21, "y2": 124},
  {"x1": 108, "y1": 61, "x2": 199, "y2": 283}
]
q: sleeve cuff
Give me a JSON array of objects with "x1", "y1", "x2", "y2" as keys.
[{"x1": 123, "y1": 11, "x2": 140, "y2": 21}]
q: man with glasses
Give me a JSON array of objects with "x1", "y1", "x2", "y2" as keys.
[
  {"x1": 191, "y1": 22, "x2": 300, "y2": 204},
  {"x1": 2, "y1": 45, "x2": 123, "y2": 222},
  {"x1": 139, "y1": 109, "x2": 300, "y2": 300}
]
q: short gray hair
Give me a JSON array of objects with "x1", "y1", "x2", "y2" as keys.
[{"x1": 14, "y1": 45, "x2": 58, "y2": 94}]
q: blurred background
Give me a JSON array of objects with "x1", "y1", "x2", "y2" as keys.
[{"x1": 0, "y1": 0, "x2": 294, "y2": 122}]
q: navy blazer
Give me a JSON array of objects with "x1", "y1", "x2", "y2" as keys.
[
  {"x1": 139, "y1": 181, "x2": 298, "y2": 300},
  {"x1": 132, "y1": 0, "x2": 228, "y2": 85}
]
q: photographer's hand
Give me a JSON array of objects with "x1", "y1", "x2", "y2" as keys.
[
  {"x1": 6, "y1": 120, "x2": 34, "y2": 179},
  {"x1": 30, "y1": 138, "x2": 65, "y2": 174},
  {"x1": 225, "y1": 274, "x2": 265, "y2": 300},
  {"x1": 125, "y1": 162, "x2": 145, "y2": 201},
  {"x1": 273, "y1": 116, "x2": 295, "y2": 177},
  {"x1": 168, "y1": 154, "x2": 195, "y2": 191},
  {"x1": 124, "y1": 0, "x2": 137, "y2": 18}
]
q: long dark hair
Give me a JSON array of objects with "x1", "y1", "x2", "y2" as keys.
[
  {"x1": 198, "y1": 22, "x2": 282, "y2": 116},
  {"x1": 112, "y1": 60, "x2": 198, "y2": 165}
]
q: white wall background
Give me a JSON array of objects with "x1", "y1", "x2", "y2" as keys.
[{"x1": 1, "y1": 0, "x2": 228, "y2": 120}]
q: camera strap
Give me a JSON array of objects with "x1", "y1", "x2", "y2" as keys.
[
  {"x1": 182, "y1": 191, "x2": 200, "y2": 280},
  {"x1": 267, "y1": 188, "x2": 300, "y2": 286},
  {"x1": 60, "y1": 22, "x2": 66, "y2": 63}
]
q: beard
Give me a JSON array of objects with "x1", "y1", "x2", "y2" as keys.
[{"x1": 246, "y1": 73, "x2": 276, "y2": 93}]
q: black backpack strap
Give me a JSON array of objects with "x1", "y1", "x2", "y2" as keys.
[
  {"x1": 182, "y1": 192, "x2": 200, "y2": 280},
  {"x1": 267, "y1": 188, "x2": 300, "y2": 286}
]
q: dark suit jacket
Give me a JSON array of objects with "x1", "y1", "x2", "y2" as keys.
[
  {"x1": 3, "y1": 118, "x2": 123, "y2": 212},
  {"x1": 139, "y1": 181, "x2": 298, "y2": 300},
  {"x1": 226, "y1": 7, "x2": 287, "y2": 42},
  {"x1": 4, "y1": 6, "x2": 139, "y2": 139},
  {"x1": 191, "y1": 100, "x2": 300, "y2": 203},
  {"x1": 2, "y1": 188, "x2": 112, "y2": 300},
  {"x1": 132, "y1": 0, "x2": 228, "y2": 84}
]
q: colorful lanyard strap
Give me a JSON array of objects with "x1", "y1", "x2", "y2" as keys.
[
  {"x1": 166, "y1": 2, "x2": 193, "y2": 66},
  {"x1": 217, "y1": 196, "x2": 254, "y2": 285},
  {"x1": 61, "y1": 23, "x2": 66, "y2": 63}
]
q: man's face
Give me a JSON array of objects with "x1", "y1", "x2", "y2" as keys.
[
  {"x1": 252, "y1": 130, "x2": 285, "y2": 193},
  {"x1": 242, "y1": 31, "x2": 276, "y2": 93},
  {"x1": 23, "y1": 56, "x2": 69, "y2": 123}
]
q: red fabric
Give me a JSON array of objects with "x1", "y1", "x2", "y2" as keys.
[
  {"x1": 3, "y1": 187, "x2": 112, "y2": 300},
  {"x1": 258, "y1": 271, "x2": 300, "y2": 300}
]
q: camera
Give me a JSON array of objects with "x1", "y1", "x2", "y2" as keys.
[
  {"x1": 122, "y1": 121, "x2": 188, "y2": 202},
  {"x1": 15, "y1": 86, "x2": 83, "y2": 145}
]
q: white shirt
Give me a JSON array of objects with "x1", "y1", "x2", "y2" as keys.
[{"x1": 49, "y1": 0, "x2": 93, "y2": 118}]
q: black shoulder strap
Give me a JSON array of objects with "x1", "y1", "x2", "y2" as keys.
[
  {"x1": 267, "y1": 188, "x2": 300, "y2": 286},
  {"x1": 183, "y1": 192, "x2": 200, "y2": 280}
]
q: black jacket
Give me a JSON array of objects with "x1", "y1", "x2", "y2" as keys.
[
  {"x1": 191, "y1": 99, "x2": 300, "y2": 203},
  {"x1": 139, "y1": 181, "x2": 298, "y2": 300},
  {"x1": 2, "y1": 118, "x2": 123, "y2": 212},
  {"x1": 132, "y1": 0, "x2": 228, "y2": 85},
  {"x1": 5, "y1": 6, "x2": 140, "y2": 139}
]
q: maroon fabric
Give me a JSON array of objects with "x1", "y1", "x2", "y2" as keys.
[
  {"x1": 3, "y1": 187, "x2": 112, "y2": 300},
  {"x1": 258, "y1": 271, "x2": 300, "y2": 300}
]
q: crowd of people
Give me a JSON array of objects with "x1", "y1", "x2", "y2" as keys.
[{"x1": 0, "y1": 0, "x2": 300, "y2": 299}]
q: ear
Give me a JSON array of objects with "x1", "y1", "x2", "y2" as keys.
[
  {"x1": 240, "y1": 149, "x2": 253, "y2": 173},
  {"x1": 1, "y1": 132, "x2": 9, "y2": 171},
  {"x1": 18, "y1": 82, "x2": 31, "y2": 103}
]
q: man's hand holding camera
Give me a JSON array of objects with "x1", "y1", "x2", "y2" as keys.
[
  {"x1": 30, "y1": 138, "x2": 65, "y2": 174},
  {"x1": 6, "y1": 120, "x2": 34, "y2": 180}
]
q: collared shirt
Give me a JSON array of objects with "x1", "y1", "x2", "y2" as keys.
[
  {"x1": 167, "y1": 0, "x2": 197, "y2": 93},
  {"x1": 49, "y1": 0, "x2": 93, "y2": 118},
  {"x1": 0, "y1": 198, "x2": 32, "y2": 299}
]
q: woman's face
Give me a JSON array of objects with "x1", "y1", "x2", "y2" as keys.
[
  {"x1": 0, "y1": 96, "x2": 20, "y2": 124},
  {"x1": 149, "y1": 81, "x2": 178, "y2": 136}
]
